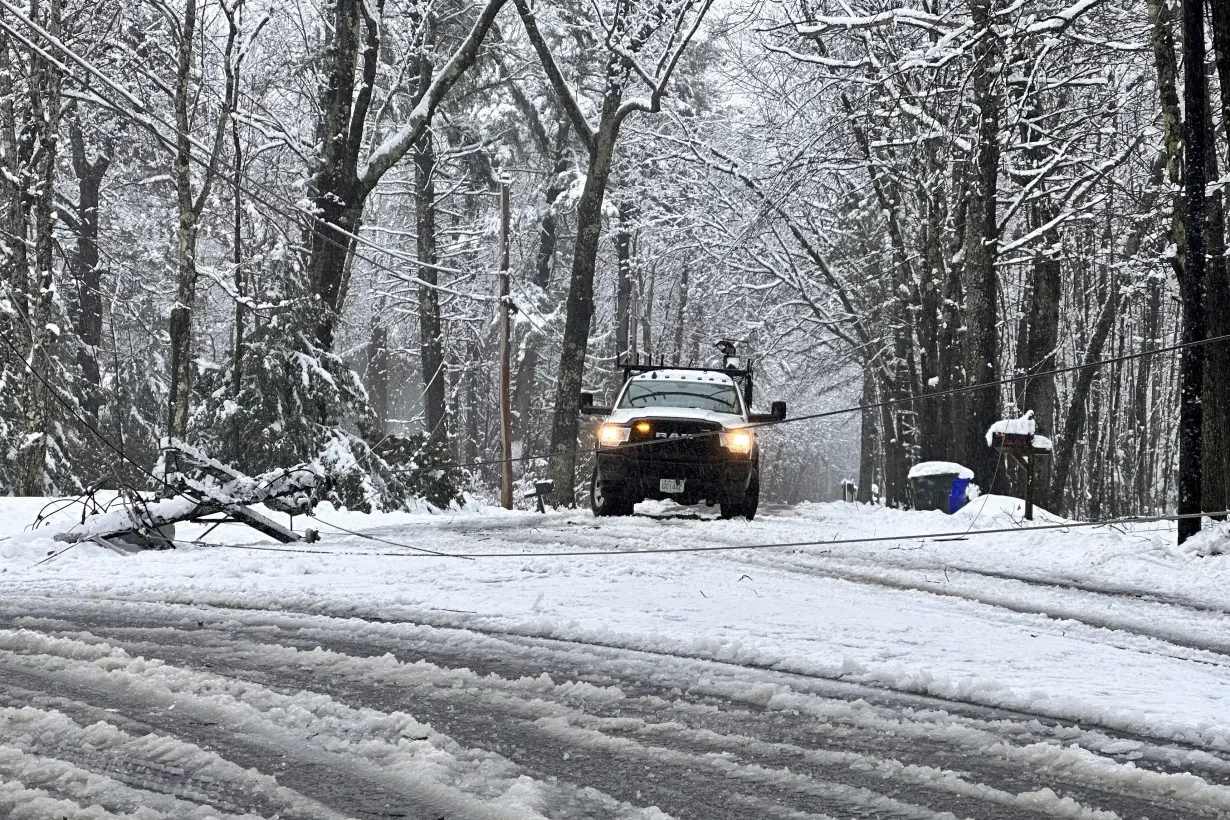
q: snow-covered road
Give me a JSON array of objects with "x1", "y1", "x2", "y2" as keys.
[{"x1": 4, "y1": 496, "x2": 1230, "y2": 819}]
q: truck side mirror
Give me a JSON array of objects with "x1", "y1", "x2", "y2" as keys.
[
  {"x1": 771, "y1": 401, "x2": 787, "y2": 421},
  {"x1": 579, "y1": 392, "x2": 612, "y2": 416}
]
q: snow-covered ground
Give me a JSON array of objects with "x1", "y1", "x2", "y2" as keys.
[{"x1": 4, "y1": 494, "x2": 1230, "y2": 818}]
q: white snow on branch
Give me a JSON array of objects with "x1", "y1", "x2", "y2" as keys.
[
  {"x1": 1026, "y1": 0, "x2": 1104, "y2": 33},
  {"x1": 796, "y1": 8, "x2": 959, "y2": 36}
]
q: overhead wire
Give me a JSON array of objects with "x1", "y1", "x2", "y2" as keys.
[{"x1": 189, "y1": 508, "x2": 1230, "y2": 560}]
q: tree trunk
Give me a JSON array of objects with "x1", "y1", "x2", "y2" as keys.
[
  {"x1": 231, "y1": 108, "x2": 245, "y2": 410},
  {"x1": 166, "y1": 0, "x2": 201, "y2": 447},
  {"x1": 366, "y1": 314, "x2": 389, "y2": 432},
  {"x1": 672, "y1": 264, "x2": 689, "y2": 366},
  {"x1": 464, "y1": 338, "x2": 481, "y2": 466},
  {"x1": 546, "y1": 65, "x2": 626, "y2": 503},
  {"x1": 1203, "y1": 104, "x2": 1230, "y2": 517},
  {"x1": 614, "y1": 201, "x2": 635, "y2": 364},
  {"x1": 917, "y1": 154, "x2": 948, "y2": 462},
  {"x1": 1134, "y1": 278, "x2": 1163, "y2": 511},
  {"x1": 1148, "y1": 0, "x2": 1185, "y2": 273},
  {"x1": 857, "y1": 368, "x2": 877, "y2": 504},
  {"x1": 1211, "y1": 0, "x2": 1230, "y2": 151},
  {"x1": 512, "y1": 122, "x2": 570, "y2": 451},
  {"x1": 166, "y1": 0, "x2": 236, "y2": 453},
  {"x1": 1049, "y1": 291, "x2": 1119, "y2": 510},
  {"x1": 1132, "y1": 0, "x2": 1184, "y2": 513},
  {"x1": 414, "y1": 132, "x2": 448, "y2": 445},
  {"x1": 1177, "y1": 0, "x2": 1208, "y2": 544},
  {"x1": 1021, "y1": 216, "x2": 1061, "y2": 511},
  {"x1": 959, "y1": 0, "x2": 1003, "y2": 492},
  {"x1": 14, "y1": 0, "x2": 62, "y2": 495},
  {"x1": 67, "y1": 124, "x2": 108, "y2": 422}
]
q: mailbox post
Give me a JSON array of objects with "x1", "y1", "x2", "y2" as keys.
[{"x1": 986, "y1": 411, "x2": 1052, "y2": 521}]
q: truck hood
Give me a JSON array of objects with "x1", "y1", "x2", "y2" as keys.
[{"x1": 603, "y1": 406, "x2": 747, "y2": 429}]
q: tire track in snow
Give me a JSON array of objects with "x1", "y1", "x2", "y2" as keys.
[
  {"x1": 310, "y1": 509, "x2": 1230, "y2": 664},
  {"x1": 13, "y1": 590, "x2": 1230, "y2": 786},
  {"x1": 0, "y1": 628, "x2": 586, "y2": 820},
  {"x1": 465, "y1": 509, "x2": 1230, "y2": 663},
  {"x1": 0, "y1": 623, "x2": 964, "y2": 820},
  {"x1": 0, "y1": 699, "x2": 330, "y2": 820},
  {"x1": 719, "y1": 549, "x2": 1230, "y2": 663},
  {"x1": 7, "y1": 599, "x2": 1230, "y2": 820}
]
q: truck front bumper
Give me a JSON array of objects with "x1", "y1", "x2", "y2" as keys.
[{"x1": 595, "y1": 447, "x2": 754, "y2": 504}]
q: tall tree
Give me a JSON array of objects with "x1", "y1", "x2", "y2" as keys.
[
  {"x1": 166, "y1": 0, "x2": 238, "y2": 451},
  {"x1": 515, "y1": 0, "x2": 713, "y2": 502},
  {"x1": 303, "y1": 0, "x2": 508, "y2": 351},
  {"x1": 12, "y1": 0, "x2": 63, "y2": 494},
  {"x1": 1176, "y1": 0, "x2": 1208, "y2": 543},
  {"x1": 959, "y1": 0, "x2": 1004, "y2": 489}
]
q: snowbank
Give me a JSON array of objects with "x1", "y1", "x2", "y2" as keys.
[{"x1": 951, "y1": 493, "x2": 1066, "y2": 525}]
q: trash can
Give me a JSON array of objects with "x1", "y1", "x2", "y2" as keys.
[{"x1": 907, "y1": 462, "x2": 974, "y2": 513}]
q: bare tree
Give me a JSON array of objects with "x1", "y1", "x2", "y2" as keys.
[
  {"x1": 9, "y1": 0, "x2": 63, "y2": 495},
  {"x1": 303, "y1": 0, "x2": 508, "y2": 351},
  {"x1": 166, "y1": 0, "x2": 239, "y2": 451},
  {"x1": 515, "y1": 0, "x2": 714, "y2": 502}
]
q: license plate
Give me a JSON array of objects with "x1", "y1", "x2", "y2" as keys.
[{"x1": 660, "y1": 479, "x2": 685, "y2": 494}]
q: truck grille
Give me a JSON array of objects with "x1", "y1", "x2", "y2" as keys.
[{"x1": 627, "y1": 419, "x2": 723, "y2": 462}]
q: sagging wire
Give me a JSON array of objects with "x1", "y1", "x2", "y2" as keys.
[
  {"x1": 962, "y1": 450, "x2": 1004, "y2": 534},
  {"x1": 192, "y1": 509, "x2": 1230, "y2": 561},
  {"x1": 306, "y1": 513, "x2": 473, "y2": 559}
]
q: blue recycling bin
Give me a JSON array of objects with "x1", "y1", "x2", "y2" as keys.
[{"x1": 949, "y1": 477, "x2": 971, "y2": 514}]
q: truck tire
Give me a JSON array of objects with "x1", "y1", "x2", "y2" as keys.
[
  {"x1": 720, "y1": 470, "x2": 759, "y2": 521},
  {"x1": 741, "y1": 471, "x2": 760, "y2": 521},
  {"x1": 591, "y1": 471, "x2": 634, "y2": 517}
]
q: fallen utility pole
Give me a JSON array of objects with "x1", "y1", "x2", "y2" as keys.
[{"x1": 55, "y1": 439, "x2": 323, "y2": 549}]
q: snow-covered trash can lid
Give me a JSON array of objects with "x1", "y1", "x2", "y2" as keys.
[{"x1": 907, "y1": 461, "x2": 974, "y2": 480}]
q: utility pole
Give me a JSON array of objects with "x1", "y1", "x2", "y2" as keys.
[{"x1": 499, "y1": 178, "x2": 514, "y2": 510}]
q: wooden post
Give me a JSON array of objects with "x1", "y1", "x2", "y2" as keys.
[
  {"x1": 1024, "y1": 455, "x2": 1035, "y2": 521},
  {"x1": 992, "y1": 436, "x2": 1047, "y2": 521},
  {"x1": 499, "y1": 179, "x2": 514, "y2": 510}
]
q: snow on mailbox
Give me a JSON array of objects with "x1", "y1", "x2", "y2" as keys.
[
  {"x1": 986, "y1": 411, "x2": 1037, "y2": 448},
  {"x1": 986, "y1": 410, "x2": 1052, "y2": 520}
]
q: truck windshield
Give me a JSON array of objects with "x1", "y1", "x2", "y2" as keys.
[{"x1": 619, "y1": 380, "x2": 742, "y2": 415}]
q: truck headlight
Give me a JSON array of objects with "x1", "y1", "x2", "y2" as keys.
[
  {"x1": 598, "y1": 424, "x2": 631, "y2": 447},
  {"x1": 721, "y1": 428, "x2": 753, "y2": 453}
]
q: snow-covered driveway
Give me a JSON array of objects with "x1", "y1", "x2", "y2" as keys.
[{"x1": 4, "y1": 496, "x2": 1230, "y2": 819}]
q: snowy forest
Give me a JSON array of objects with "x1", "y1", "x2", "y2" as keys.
[{"x1": 0, "y1": 0, "x2": 1228, "y2": 527}]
